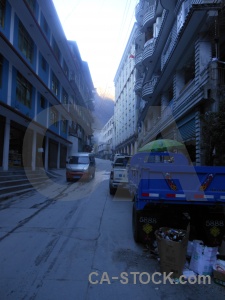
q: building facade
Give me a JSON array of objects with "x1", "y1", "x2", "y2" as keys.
[
  {"x1": 0, "y1": 0, "x2": 94, "y2": 171},
  {"x1": 134, "y1": 0, "x2": 225, "y2": 165},
  {"x1": 114, "y1": 24, "x2": 139, "y2": 156},
  {"x1": 97, "y1": 116, "x2": 114, "y2": 159}
]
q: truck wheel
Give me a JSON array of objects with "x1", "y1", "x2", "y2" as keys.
[
  {"x1": 132, "y1": 204, "x2": 141, "y2": 243},
  {"x1": 109, "y1": 186, "x2": 116, "y2": 195}
]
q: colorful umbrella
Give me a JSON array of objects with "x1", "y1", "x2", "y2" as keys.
[{"x1": 138, "y1": 139, "x2": 185, "y2": 152}]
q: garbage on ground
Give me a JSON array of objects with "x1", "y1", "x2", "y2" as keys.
[
  {"x1": 187, "y1": 240, "x2": 194, "y2": 257},
  {"x1": 189, "y1": 240, "x2": 218, "y2": 276},
  {"x1": 155, "y1": 225, "x2": 190, "y2": 278},
  {"x1": 182, "y1": 269, "x2": 197, "y2": 281},
  {"x1": 213, "y1": 259, "x2": 225, "y2": 286}
]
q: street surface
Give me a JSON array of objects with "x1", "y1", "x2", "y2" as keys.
[{"x1": 0, "y1": 159, "x2": 224, "y2": 300}]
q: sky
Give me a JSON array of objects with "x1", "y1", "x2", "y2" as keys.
[{"x1": 52, "y1": 0, "x2": 137, "y2": 99}]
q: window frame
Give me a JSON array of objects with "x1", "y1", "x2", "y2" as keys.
[
  {"x1": 61, "y1": 117, "x2": 67, "y2": 133},
  {"x1": 16, "y1": 72, "x2": 32, "y2": 108},
  {"x1": 51, "y1": 72, "x2": 59, "y2": 96},
  {"x1": 0, "y1": 0, "x2": 6, "y2": 28},
  {"x1": 50, "y1": 106, "x2": 58, "y2": 127},
  {"x1": 0, "y1": 54, "x2": 3, "y2": 88},
  {"x1": 18, "y1": 21, "x2": 34, "y2": 63}
]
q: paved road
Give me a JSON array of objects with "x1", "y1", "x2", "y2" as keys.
[{"x1": 0, "y1": 159, "x2": 224, "y2": 300}]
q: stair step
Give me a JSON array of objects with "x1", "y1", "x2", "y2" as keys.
[
  {"x1": 0, "y1": 188, "x2": 35, "y2": 201},
  {"x1": 0, "y1": 168, "x2": 62, "y2": 200}
]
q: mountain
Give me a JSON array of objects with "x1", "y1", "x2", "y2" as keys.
[{"x1": 92, "y1": 94, "x2": 114, "y2": 129}]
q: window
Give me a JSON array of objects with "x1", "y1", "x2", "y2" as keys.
[
  {"x1": 43, "y1": 15, "x2": 48, "y2": 35},
  {"x1": 62, "y1": 118, "x2": 67, "y2": 133},
  {"x1": 52, "y1": 37, "x2": 60, "y2": 61},
  {"x1": 0, "y1": 0, "x2": 6, "y2": 28},
  {"x1": 63, "y1": 60, "x2": 69, "y2": 78},
  {"x1": 69, "y1": 156, "x2": 89, "y2": 164},
  {"x1": 25, "y1": 0, "x2": 35, "y2": 14},
  {"x1": 41, "y1": 55, "x2": 47, "y2": 71},
  {"x1": 0, "y1": 54, "x2": 3, "y2": 87},
  {"x1": 40, "y1": 95, "x2": 45, "y2": 108},
  {"x1": 52, "y1": 72, "x2": 59, "y2": 96},
  {"x1": 18, "y1": 21, "x2": 34, "y2": 63},
  {"x1": 62, "y1": 88, "x2": 68, "y2": 104},
  {"x1": 16, "y1": 72, "x2": 32, "y2": 108},
  {"x1": 50, "y1": 107, "x2": 58, "y2": 127}
]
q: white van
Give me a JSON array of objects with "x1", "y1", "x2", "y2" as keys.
[{"x1": 66, "y1": 152, "x2": 96, "y2": 182}]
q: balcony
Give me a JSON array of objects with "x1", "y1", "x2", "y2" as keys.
[
  {"x1": 134, "y1": 51, "x2": 143, "y2": 69},
  {"x1": 142, "y1": 76, "x2": 159, "y2": 100},
  {"x1": 161, "y1": 101, "x2": 174, "y2": 120},
  {"x1": 134, "y1": 78, "x2": 144, "y2": 94},
  {"x1": 135, "y1": 2, "x2": 144, "y2": 25},
  {"x1": 142, "y1": 38, "x2": 156, "y2": 66},
  {"x1": 142, "y1": 5, "x2": 156, "y2": 30},
  {"x1": 191, "y1": 0, "x2": 222, "y2": 4},
  {"x1": 135, "y1": 29, "x2": 145, "y2": 48},
  {"x1": 209, "y1": 60, "x2": 225, "y2": 87}
]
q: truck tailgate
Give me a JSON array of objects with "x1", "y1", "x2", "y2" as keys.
[
  {"x1": 114, "y1": 168, "x2": 128, "y2": 183},
  {"x1": 137, "y1": 164, "x2": 225, "y2": 204}
]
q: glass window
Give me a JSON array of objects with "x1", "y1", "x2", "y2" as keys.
[
  {"x1": 41, "y1": 55, "x2": 47, "y2": 71},
  {"x1": 0, "y1": 54, "x2": 3, "y2": 87},
  {"x1": 43, "y1": 15, "x2": 48, "y2": 35},
  {"x1": 52, "y1": 72, "x2": 59, "y2": 96},
  {"x1": 63, "y1": 60, "x2": 69, "y2": 78},
  {"x1": 18, "y1": 21, "x2": 34, "y2": 63},
  {"x1": 115, "y1": 157, "x2": 130, "y2": 166},
  {"x1": 69, "y1": 156, "x2": 89, "y2": 164},
  {"x1": 62, "y1": 118, "x2": 67, "y2": 133},
  {"x1": 62, "y1": 88, "x2": 68, "y2": 104},
  {"x1": 40, "y1": 95, "x2": 45, "y2": 108},
  {"x1": 25, "y1": 0, "x2": 35, "y2": 14},
  {"x1": 0, "y1": 0, "x2": 6, "y2": 28},
  {"x1": 52, "y1": 37, "x2": 60, "y2": 61},
  {"x1": 50, "y1": 106, "x2": 58, "y2": 127},
  {"x1": 16, "y1": 72, "x2": 32, "y2": 108}
]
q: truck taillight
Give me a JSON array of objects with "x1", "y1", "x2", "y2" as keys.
[
  {"x1": 200, "y1": 173, "x2": 214, "y2": 191},
  {"x1": 165, "y1": 172, "x2": 177, "y2": 191}
]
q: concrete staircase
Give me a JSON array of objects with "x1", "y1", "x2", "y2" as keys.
[{"x1": 0, "y1": 168, "x2": 59, "y2": 201}]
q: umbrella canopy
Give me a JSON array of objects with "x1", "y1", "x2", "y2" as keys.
[{"x1": 138, "y1": 139, "x2": 185, "y2": 152}]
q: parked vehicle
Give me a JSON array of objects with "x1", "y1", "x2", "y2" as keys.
[
  {"x1": 66, "y1": 152, "x2": 95, "y2": 182},
  {"x1": 128, "y1": 152, "x2": 225, "y2": 246},
  {"x1": 109, "y1": 154, "x2": 132, "y2": 195}
]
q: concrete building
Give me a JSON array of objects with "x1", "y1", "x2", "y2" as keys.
[
  {"x1": 0, "y1": 0, "x2": 95, "y2": 171},
  {"x1": 97, "y1": 116, "x2": 114, "y2": 159},
  {"x1": 114, "y1": 24, "x2": 139, "y2": 155},
  {"x1": 135, "y1": 0, "x2": 225, "y2": 165}
]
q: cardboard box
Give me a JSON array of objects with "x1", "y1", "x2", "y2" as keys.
[
  {"x1": 213, "y1": 270, "x2": 225, "y2": 287},
  {"x1": 189, "y1": 241, "x2": 218, "y2": 276},
  {"x1": 155, "y1": 225, "x2": 190, "y2": 278},
  {"x1": 213, "y1": 259, "x2": 225, "y2": 287}
]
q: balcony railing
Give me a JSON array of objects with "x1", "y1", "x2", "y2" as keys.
[
  {"x1": 135, "y1": 29, "x2": 145, "y2": 47},
  {"x1": 191, "y1": 0, "x2": 222, "y2": 4},
  {"x1": 135, "y1": 51, "x2": 143, "y2": 67},
  {"x1": 161, "y1": 0, "x2": 222, "y2": 71},
  {"x1": 142, "y1": 76, "x2": 159, "y2": 100},
  {"x1": 134, "y1": 78, "x2": 144, "y2": 94},
  {"x1": 142, "y1": 38, "x2": 156, "y2": 65},
  {"x1": 209, "y1": 60, "x2": 225, "y2": 86},
  {"x1": 135, "y1": 2, "x2": 144, "y2": 25},
  {"x1": 142, "y1": 5, "x2": 156, "y2": 28}
]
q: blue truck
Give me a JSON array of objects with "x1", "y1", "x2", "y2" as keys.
[{"x1": 128, "y1": 152, "x2": 225, "y2": 246}]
